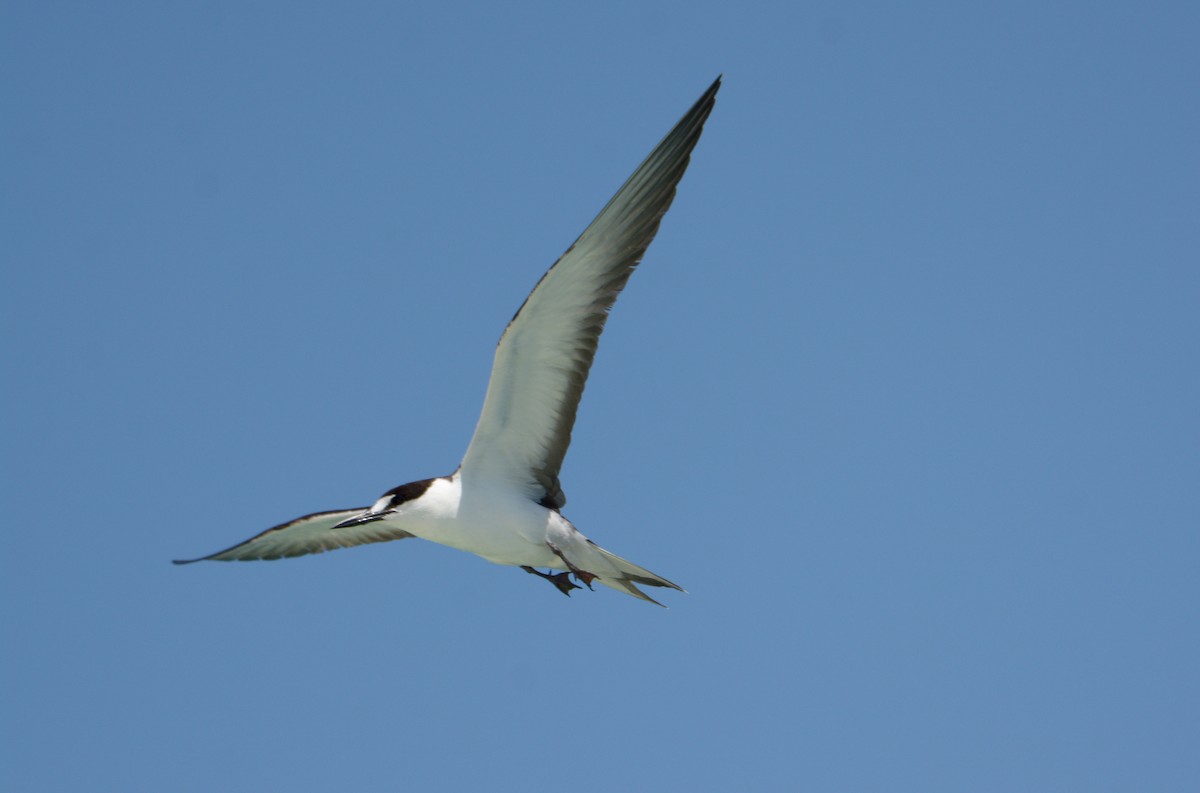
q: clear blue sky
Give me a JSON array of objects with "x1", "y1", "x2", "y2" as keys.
[{"x1": 3, "y1": 2, "x2": 1197, "y2": 791}]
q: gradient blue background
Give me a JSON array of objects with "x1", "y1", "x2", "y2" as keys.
[{"x1": 3, "y1": 2, "x2": 1197, "y2": 790}]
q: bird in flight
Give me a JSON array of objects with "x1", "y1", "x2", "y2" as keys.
[{"x1": 175, "y1": 77, "x2": 720, "y2": 605}]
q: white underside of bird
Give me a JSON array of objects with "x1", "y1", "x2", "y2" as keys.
[
  {"x1": 175, "y1": 77, "x2": 721, "y2": 605},
  {"x1": 369, "y1": 474, "x2": 678, "y2": 602}
]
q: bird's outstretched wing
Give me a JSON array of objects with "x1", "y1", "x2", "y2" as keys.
[
  {"x1": 458, "y1": 77, "x2": 720, "y2": 508},
  {"x1": 173, "y1": 508, "x2": 414, "y2": 563}
]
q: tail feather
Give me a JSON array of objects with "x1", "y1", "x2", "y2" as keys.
[{"x1": 586, "y1": 542, "x2": 685, "y2": 607}]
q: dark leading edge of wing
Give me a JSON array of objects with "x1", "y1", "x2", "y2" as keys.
[{"x1": 459, "y1": 76, "x2": 721, "y2": 509}]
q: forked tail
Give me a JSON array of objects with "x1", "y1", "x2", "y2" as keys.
[{"x1": 586, "y1": 541, "x2": 685, "y2": 607}]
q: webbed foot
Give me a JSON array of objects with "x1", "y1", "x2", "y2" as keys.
[
  {"x1": 522, "y1": 565, "x2": 581, "y2": 597},
  {"x1": 546, "y1": 542, "x2": 597, "y2": 590}
]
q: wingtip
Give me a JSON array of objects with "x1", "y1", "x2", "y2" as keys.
[{"x1": 685, "y1": 75, "x2": 721, "y2": 121}]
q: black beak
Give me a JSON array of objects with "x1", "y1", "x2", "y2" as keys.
[{"x1": 332, "y1": 511, "x2": 392, "y2": 529}]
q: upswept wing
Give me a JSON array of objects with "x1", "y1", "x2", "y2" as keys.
[
  {"x1": 173, "y1": 508, "x2": 413, "y2": 563},
  {"x1": 458, "y1": 77, "x2": 720, "y2": 508}
]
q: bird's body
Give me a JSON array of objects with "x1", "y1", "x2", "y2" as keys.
[
  {"x1": 378, "y1": 475, "x2": 556, "y2": 568},
  {"x1": 176, "y1": 78, "x2": 720, "y2": 605}
]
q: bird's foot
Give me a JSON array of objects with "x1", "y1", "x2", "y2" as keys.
[
  {"x1": 546, "y1": 542, "x2": 597, "y2": 590},
  {"x1": 522, "y1": 565, "x2": 581, "y2": 597}
]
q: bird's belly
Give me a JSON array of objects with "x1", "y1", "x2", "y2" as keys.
[{"x1": 400, "y1": 496, "x2": 564, "y2": 568}]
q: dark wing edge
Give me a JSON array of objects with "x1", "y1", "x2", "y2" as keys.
[{"x1": 172, "y1": 508, "x2": 414, "y2": 564}]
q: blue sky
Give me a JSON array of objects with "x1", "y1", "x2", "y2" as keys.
[{"x1": 3, "y1": 1, "x2": 1197, "y2": 790}]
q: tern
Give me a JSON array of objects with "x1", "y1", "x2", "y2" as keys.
[{"x1": 175, "y1": 77, "x2": 720, "y2": 605}]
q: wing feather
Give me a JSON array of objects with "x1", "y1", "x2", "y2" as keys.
[
  {"x1": 172, "y1": 508, "x2": 414, "y2": 563},
  {"x1": 459, "y1": 77, "x2": 720, "y2": 507}
]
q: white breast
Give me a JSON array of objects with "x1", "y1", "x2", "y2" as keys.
[{"x1": 384, "y1": 475, "x2": 563, "y2": 568}]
